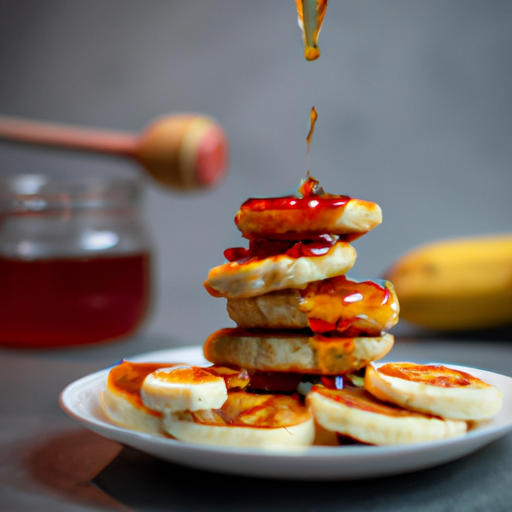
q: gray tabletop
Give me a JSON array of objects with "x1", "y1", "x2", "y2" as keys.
[{"x1": 1, "y1": 330, "x2": 511, "y2": 512}]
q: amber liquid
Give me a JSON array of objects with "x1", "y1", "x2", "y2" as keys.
[
  {"x1": 0, "y1": 252, "x2": 151, "y2": 348},
  {"x1": 295, "y1": 0, "x2": 329, "y2": 60}
]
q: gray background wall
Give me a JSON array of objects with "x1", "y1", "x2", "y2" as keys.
[{"x1": 1, "y1": 0, "x2": 511, "y2": 345}]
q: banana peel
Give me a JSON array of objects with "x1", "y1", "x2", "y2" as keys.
[{"x1": 384, "y1": 234, "x2": 512, "y2": 331}]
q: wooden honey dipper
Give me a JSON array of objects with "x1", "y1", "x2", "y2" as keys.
[{"x1": 0, "y1": 114, "x2": 229, "y2": 191}]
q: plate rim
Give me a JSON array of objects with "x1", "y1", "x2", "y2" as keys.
[{"x1": 59, "y1": 346, "x2": 512, "y2": 479}]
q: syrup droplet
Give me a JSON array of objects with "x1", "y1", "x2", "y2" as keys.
[
  {"x1": 306, "y1": 107, "x2": 318, "y2": 152},
  {"x1": 295, "y1": 0, "x2": 329, "y2": 61},
  {"x1": 306, "y1": 106, "x2": 318, "y2": 173}
]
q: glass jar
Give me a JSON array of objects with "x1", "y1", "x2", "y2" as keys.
[{"x1": 0, "y1": 174, "x2": 152, "y2": 348}]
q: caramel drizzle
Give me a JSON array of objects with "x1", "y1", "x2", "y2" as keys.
[
  {"x1": 306, "y1": 106, "x2": 318, "y2": 173},
  {"x1": 295, "y1": 0, "x2": 330, "y2": 61}
]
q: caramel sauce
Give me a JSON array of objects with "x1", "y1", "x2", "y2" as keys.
[
  {"x1": 377, "y1": 363, "x2": 485, "y2": 388},
  {"x1": 306, "y1": 107, "x2": 318, "y2": 148},
  {"x1": 233, "y1": 177, "x2": 351, "y2": 241},
  {"x1": 152, "y1": 366, "x2": 220, "y2": 384},
  {"x1": 152, "y1": 365, "x2": 250, "y2": 389},
  {"x1": 300, "y1": 276, "x2": 399, "y2": 335},
  {"x1": 107, "y1": 361, "x2": 182, "y2": 416},
  {"x1": 236, "y1": 193, "x2": 350, "y2": 213},
  {"x1": 248, "y1": 371, "x2": 304, "y2": 392},
  {"x1": 298, "y1": 175, "x2": 322, "y2": 197},
  {"x1": 191, "y1": 391, "x2": 310, "y2": 428},
  {"x1": 306, "y1": 106, "x2": 318, "y2": 171},
  {"x1": 237, "y1": 176, "x2": 349, "y2": 217},
  {"x1": 313, "y1": 386, "x2": 427, "y2": 417},
  {"x1": 223, "y1": 235, "x2": 336, "y2": 264},
  {"x1": 207, "y1": 366, "x2": 251, "y2": 390},
  {"x1": 313, "y1": 334, "x2": 357, "y2": 374},
  {"x1": 295, "y1": 0, "x2": 329, "y2": 61}
]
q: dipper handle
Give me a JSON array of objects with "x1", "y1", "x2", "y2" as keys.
[{"x1": 0, "y1": 114, "x2": 229, "y2": 191}]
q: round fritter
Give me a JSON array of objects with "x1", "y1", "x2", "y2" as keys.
[
  {"x1": 203, "y1": 328, "x2": 394, "y2": 375},
  {"x1": 235, "y1": 195, "x2": 382, "y2": 241},
  {"x1": 308, "y1": 386, "x2": 467, "y2": 445},
  {"x1": 205, "y1": 241, "x2": 356, "y2": 299},
  {"x1": 365, "y1": 363, "x2": 503, "y2": 421},
  {"x1": 226, "y1": 276, "x2": 399, "y2": 336}
]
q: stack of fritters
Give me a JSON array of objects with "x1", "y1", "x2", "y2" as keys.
[
  {"x1": 100, "y1": 177, "x2": 503, "y2": 448},
  {"x1": 204, "y1": 177, "x2": 400, "y2": 386}
]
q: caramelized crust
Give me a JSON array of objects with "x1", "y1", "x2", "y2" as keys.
[{"x1": 189, "y1": 390, "x2": 311, "y2": 427}]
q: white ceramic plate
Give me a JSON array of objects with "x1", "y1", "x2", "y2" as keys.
[{"x1": 59, "y1": 346, "x2": 512, "y2": 480}]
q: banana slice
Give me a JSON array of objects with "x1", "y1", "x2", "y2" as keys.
[
  {"x1": 141, "y1": 366, "x2": 228, "y2": 413},
  {"x1": 204, "y1": 241, "x2": 356, "y2": 299},
  {"x1": 163, "y1": 391, "x2": 315, "y2": 449},
  {"x1": 365, "y1": 362, "x2": 503, "y2": 420},
  {"x1": 308, "y1": 386, "x2": 467, "y2": 445},
  {"x1": 101, "y1": 361, "x2": 182, "y2": 434}
]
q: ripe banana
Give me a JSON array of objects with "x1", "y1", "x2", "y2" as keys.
[{"x1": 384, "y1": 234, "x2": 512, "y2": 331}]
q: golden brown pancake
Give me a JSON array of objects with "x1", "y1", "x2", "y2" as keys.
[{"x1": 204, "y1": 328, "x2": 394, "y2": 375}]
